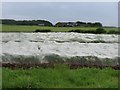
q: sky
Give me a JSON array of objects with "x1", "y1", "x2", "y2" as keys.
[
  {"x1": 1, "y1": 0, "x2": 119, "y2": 2},
  {"x1": 2, "y1": 2, "x2": 118, "y2": 26}
]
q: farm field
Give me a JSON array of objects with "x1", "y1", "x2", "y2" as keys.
[
  {"x1": 1, "y1": 26, "x2": 119, "y2": 89},
  {"x1": 1, "y1": 24, "x2": 118, "y2": 32},
  {"x1": 2, "y1": 65, "x2": 119, "y2": 88},
  {"x1": 1, "y1": 32, "x2": 119, "y2": 88},
  {"x1": 1, "y1": 1, "x2": 119, "y2": 89}
]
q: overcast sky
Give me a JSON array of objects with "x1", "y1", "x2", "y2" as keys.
[{"x1": 2, "y1": 2, "x2": 118, "y2": 26}]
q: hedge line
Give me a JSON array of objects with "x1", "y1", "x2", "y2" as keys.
[
  {"x1": 69, "y1": 28, "x2": 120, "y2": 34},
  {"x1": 34, "y1": 28, "x2": 120, "y2": 34}
]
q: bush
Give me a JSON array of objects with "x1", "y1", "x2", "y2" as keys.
[
  {"x1": 84, "y1": 30, "x2": 96, "y2": 34},
  {"x1": 69, "y1": 28, "x2": 107, "y2": 34},
  {"x1": 68, "y1": 29, "x2": 84, "y2": 33},
  {"x1": 34, "y1": 29, "x2": 51, "y2": 32},
  {"x1": 107, "y1": 30, "x2": 120, "y2": 34},
  {"x1": 68, "y1": 29, "x2": 96, "y2": 34},
  {"x1": 95, "y1": 28, "x2": 106, "y2": 34},
  {"x1": 117, "y1": 30, "x2": 120, "y2": 34}
]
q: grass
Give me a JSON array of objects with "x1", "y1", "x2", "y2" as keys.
[
  {"x1": 1, "y1": 24, "x2": 118, "y2": 32},
  {"x1": 2, "y1": 64, "x2": 119, "y2": 88},
  {"x1": 0, "y1": 68, "x2": 2, "y2": 89}
]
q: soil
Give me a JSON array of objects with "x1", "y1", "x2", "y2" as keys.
[{"x1": 1, "y1": 62, "x2": 120, "y2": 70}]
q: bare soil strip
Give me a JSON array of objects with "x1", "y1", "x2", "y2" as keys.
[{"x1": 1, "y1": 62, "x2": 120, "y2": 70}]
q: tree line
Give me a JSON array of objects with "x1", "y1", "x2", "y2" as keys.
[
  {"x1": 1, "y1": 19, "x2": 53, "y2": 26},
  {"x1": 55, "y1": 21, "x2": 102, "y2": 27},
  {"x1": 1, "y1": 19, "x2": 102, "y2": 27}
]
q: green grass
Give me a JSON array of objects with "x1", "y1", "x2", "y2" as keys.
[
  {"x1": 2, "y1": 64, "x2": 119, "y2": 88},
  {"x1": 0, "y1": 68, "x2": 2, "y2": 89},
  {"x1": 1, "y1": 24, "x2": 118, "y2": 32}
]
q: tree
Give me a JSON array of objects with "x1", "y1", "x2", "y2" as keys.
[
  {"x1": 86, "y1": 22, "x2": 93, "y2": 27},
  {"x1": 76, "y1": 21, "x2": 86, "y2": 27},
  {"x1": 93, "y1": 22, "x2": 102, "y2": 27},
  {"x1": 1, "y1": 19, "x2": 53, "y2": 26},
  {"x1": 2, "y1": 19, "x2": 16, "y2": 25},
  {"x1": 55, "y1": 22, "x2": 68, "y2": 27}
]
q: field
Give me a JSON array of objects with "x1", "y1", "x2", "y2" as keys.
[
  {"x1": 1, "y1": 24, "x2": 119, "y2": 89},
  {"x1": 2, "y1": 64, "x2": 119, "y2": 88},
  {"x1": 1, "y1": 24, "x2": 118, "y2": 32}
]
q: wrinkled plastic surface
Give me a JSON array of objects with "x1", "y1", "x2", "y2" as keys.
[{"x1": 1, "y1": 33, "x2": 118, "y2": 65}]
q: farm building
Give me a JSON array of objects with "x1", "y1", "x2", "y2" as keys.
[{"x1": 38, "y1": 24, "x2": 45, "y2": 26}]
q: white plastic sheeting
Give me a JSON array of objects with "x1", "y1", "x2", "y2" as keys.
[
  {"x1": 1, "y1": 32, "x2": 118, "y2": 43},
  {"x1": 0, "y1": 33, "x2": 118, "y2": 64}
]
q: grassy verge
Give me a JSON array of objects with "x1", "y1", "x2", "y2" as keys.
[
  {"x1": 1, "y1": 24, "x2": 118, "y2": 32},
  {"x1": 2, "y1": 64, "x2": 119, "y2": 88}
]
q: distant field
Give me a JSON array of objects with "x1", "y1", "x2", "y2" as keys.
[
  {"x1": 1, "y1": 24, "x2": 118, "y2": 32},
  {"x1": 2, "y1": 65, "x2": 119, "y2": 88}
]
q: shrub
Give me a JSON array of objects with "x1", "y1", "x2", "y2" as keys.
[
  {"x1": 34, "y1": 29, "x2": 51, "y2": 32},
  {"x1": 107, "y1": 30, "x2": 116, "y2": 34},
  {"x1": 68, "y1": 29, "x2": 84, "y2": 33},
  {"x1": 84, "y1": 30, "x2": 96, "y2": 34},
  {"x1": 117, "y1": 30, "x2": 120, "y2": 34},
  {"x1": 69, "y1": 28, "x2": 107, "y2": 34},
  {"x1": 95, "y1": 28, "x2": 106, "y2": 34},
  {"x1": 68, "y1": 29, "x2": 96, "y2": 34},
  {"x1": 107, "y1": 30, "x2": 120, "y2": 34}
]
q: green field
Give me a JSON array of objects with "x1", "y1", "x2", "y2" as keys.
[
  {"x1": 2, "y1": 65, "x2": 119, "y2": 88},
  {"x1": 1, "y1": 24, "x2": 117, "y2": 32}
]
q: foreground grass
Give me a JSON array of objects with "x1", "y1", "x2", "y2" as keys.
[
  {"x1": 2, "y1": 65, "x2": 119, "y2": 88},
  {"x1": 1, "y1": 24, "x2": 117, "y2": 32}
]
